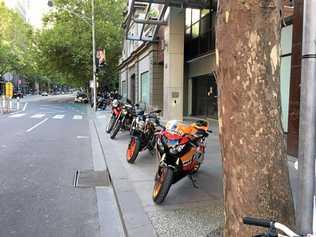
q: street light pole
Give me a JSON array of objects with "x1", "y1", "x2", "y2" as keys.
[
  {"x1": 91, "y1": 0, "x2": 97, "y2": 112},
  {"x1": 297, "y1": 0, "x2": 316, "y2": 234}
]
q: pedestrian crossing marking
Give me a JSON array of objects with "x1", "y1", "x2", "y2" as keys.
[
  {"x1": 52, "y1": 114, "x2": 65, "y2": 119},
  {"x1": 9, "y1": 113, "x2": 26, "y2": 118},
  {"x1": 31, "y1": 113, "x2": 45, "y2": 119},
  {"x1": 8, "y1": 113, "x2": 85, "y2": 120},
  {"x1": 73, "y1": 115, "x2": 83, "y2": 120}
]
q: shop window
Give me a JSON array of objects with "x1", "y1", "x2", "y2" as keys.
[{"x1": 140, "y1": 71, "x2": 150, "y2": 104}]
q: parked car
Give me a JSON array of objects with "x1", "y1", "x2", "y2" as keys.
[
  {"x1": 74, "y1": 92, "x2": 88, "y2": 103},
  {"x1": 41, "y1": 91, "x2": 48, "y2": 96}
]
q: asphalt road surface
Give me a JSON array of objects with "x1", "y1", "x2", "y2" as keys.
[{"x1": 0, "y1": 95, "x2": 100, "y2": 237}]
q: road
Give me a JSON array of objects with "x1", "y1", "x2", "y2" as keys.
[{"x1": 0, "y1": 95, "x2": 100, "y2": 237}]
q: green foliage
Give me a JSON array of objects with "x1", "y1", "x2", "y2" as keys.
[
  {"x1": 0, "y1": 2, "x2": 36, "y2": 78},
  {"x1": 37, "y1": 0, "x2": 126, "y2": 89}
]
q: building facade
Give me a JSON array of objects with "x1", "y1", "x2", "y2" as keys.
[{"x1": 119, "y1": 0, "x2": 299, "y2": 155}]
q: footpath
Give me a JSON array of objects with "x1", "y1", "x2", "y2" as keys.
[
  {"x1": 92, "y1": 109, "x2": 224, "y2": 237},
  {"x1": 90, "y1": 109, "x2": 299, "y2": 237}
]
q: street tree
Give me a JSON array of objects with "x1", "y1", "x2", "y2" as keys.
[
  {"x1": 0, "y1": 2, "x2": 37, "y2": 80},
  {"x1": 216, "y1": 1, "x2": 295, "y2": 236},
  {"x1": 37, "y1": 0, "x2": 125, "y2": 89}
]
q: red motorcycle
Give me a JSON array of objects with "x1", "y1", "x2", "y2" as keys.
[{"x1": 106, "y1": 99, "x2": 121, "y2": 133}]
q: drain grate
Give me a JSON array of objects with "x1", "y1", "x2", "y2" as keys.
[{"x1": 73, "y1": 169, "x2": 110, "y2": 188}]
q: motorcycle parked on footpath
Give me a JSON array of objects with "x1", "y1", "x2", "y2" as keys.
[
  {"x1": 126, "y1": 109, "x2": 162, "y2": 164},
  {"x1": 110, "y1": 100, "x2": 141, "y2": 139},
  {"x1": 152, "y1": 120, "x2": 212, "y2": 204},
  {"x1": 106, "y1": 99, "x2": 121, "y2": 133}
]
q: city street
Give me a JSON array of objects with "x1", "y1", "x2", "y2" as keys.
[{"x1": 0, "y1": 95, "x2": 121, "y2": 237}]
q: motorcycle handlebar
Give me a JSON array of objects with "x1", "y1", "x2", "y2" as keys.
[{"x1": 243, "y1": 217, "x2": 273, "y2": 228}]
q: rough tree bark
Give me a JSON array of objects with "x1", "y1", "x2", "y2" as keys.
[{"x1": 215, "y1": 1, "x2": 295, "y2": 236}]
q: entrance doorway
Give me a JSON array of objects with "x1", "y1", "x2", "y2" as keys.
[{"x1": 191, "y1": 73, "x2": 217, "y2": 118}]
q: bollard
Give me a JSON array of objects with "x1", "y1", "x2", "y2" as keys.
[{"x1": 9, "y1": 100, "x2": 12, "y2": 111}]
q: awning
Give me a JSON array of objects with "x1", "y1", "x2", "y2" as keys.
[{"x1": 124, "y1": 0, "x2": 212, "y2": 42}]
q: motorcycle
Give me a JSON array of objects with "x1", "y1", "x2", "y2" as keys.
[
  {"x1": 96, "y1": 95, "x2": 107, "y2": 110},
  {"x1": 110, "y1": 100, "x2": 139, "y2": 139},
  {"x1": 152, "y1": 120, "x2": 211, "y2": 204},
  {"x1": 126, "y1": 109, "x2": 162, "y2": 164},
  {"x1": 106, "y1": 99, "x2": 121, "y2": 133}
]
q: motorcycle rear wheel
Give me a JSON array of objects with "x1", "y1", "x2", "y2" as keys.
[
  {"x1": 126, "y1": 137, "x2": 141, "y2": 164},
  {"x1": 152, "y1": 166, "x2": 173, "y2": 204}
]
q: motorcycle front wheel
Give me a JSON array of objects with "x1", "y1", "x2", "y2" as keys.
[
  {"x1": 152, "y1": 166, "x2": 173, "y2": 204},
  {"x1": 110, "y1": 120, "x2": 121, "y2": 139},
  {"x1": 106, "y1": 115, "x2": 116, "y2": 133},
  {"x1": 126, "y1": 137, "x2": 141, "y2": 164}
]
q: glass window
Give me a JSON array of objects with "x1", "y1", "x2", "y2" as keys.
[
  {"x1": 141, "y1": 72, "x2": 150, "y2": 104},
  {"x1": 121, "y1": 81, "x2": 127, "y2": 98},
  {"x1": 185, "y1": 8, "x2": 192, "y2": 27},
  {"x1": 200, "y1": 15, "x2": 210, "y2": 35},
  {"x1": 192, "y1": 9, "x2": 200, "y2": 24},
  {"x1": 192, "y1": 22, "x2": 199, "y2": 38},
  {"x1": 201, "y1": 9, "x2": 209, "y2": 17}
]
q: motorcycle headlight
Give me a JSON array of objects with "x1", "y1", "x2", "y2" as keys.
[
  {"x1": 170, "y1": 144, "x2": 185, "y2": 155},
  {"x1": 112, "y1": 99, "x2": 119, "y2": 107}
]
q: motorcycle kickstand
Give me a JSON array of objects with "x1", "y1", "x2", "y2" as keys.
[{"x1": 188, "y1": 174, "x2": 199, "y2": 189}]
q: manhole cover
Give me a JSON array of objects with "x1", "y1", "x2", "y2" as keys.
[{"x1": 74, "y1": 169, "x2": 110, "y2": 188}]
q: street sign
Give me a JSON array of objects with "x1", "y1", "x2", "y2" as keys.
[
  {"x1": 90, "y1": 80, "x2": 99, "y2": 88},
  {"x1": 5, "y1": 82, "x2": 13, "y2": 98},
  {"x1": 97, "y1": 48, "x2": 106, "y2": 67}
]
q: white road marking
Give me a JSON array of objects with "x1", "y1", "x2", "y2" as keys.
[
  {"x1": 97, "y1": 115, "x2": 106, "y2": 119},
  {"x1": 22, "y1": 103, "x2": 28, "y2": 111},
  {"x1": 26, "y1": 118, "x2": 49, "y2": 133},
  {"x1": 77, "y1": 136, "x2": 89, "y2": 139},
  {"x1": 73, "y1": 115, "x2": 83, "y2": 120},
  {"x1": 31, "y1": 113, "x2": 45, "y2": 119},
  {"x1": 10, "y1": 113, "x2": 26, "y2": 118},
  {"x1": 52, "y1": 114, "x2": 65, "y2": 119}
]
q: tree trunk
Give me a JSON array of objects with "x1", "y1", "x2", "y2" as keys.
[{"x1": 216, "y1": 1, "x2": 295, "y2": 236}]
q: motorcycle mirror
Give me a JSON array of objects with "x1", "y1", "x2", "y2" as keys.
[
  {"x1": 154, "y1": 109, "x2": 162, "y2": 113},
  {"x1": 208, "y1": 130, "x2": 213, "y2": 133}
]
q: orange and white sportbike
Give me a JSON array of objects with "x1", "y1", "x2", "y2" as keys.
[{"x1": 152, "y1": 120, "x2": 212, "y2": 204}]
